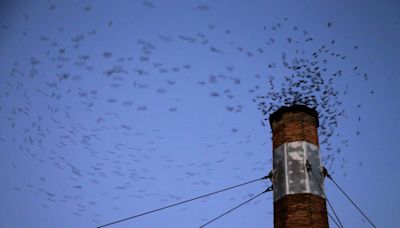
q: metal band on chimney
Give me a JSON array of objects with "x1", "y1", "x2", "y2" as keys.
[{"x1": 272, "y1": 141, "x2": 325, "y2": 201}]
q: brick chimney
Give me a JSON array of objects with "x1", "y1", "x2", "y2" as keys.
[{"x1": 269, "y1": 105, "x2": 329, "y2": 228}]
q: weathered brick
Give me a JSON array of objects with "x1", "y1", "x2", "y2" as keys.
[
  {"x1": 274, "y1": 194, "x2": 329, "y2": 228},
  {"x1": 270, "y1": 105, "x2": 319, "y2": 149}
]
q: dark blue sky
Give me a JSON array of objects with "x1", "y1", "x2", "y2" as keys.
[{"x1": 1, "y1": 0, "x2": 399, "y2": 227}]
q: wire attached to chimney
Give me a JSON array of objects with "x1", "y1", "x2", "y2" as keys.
[
  {"x1": 328, "y1": 211, "x2": 343, "y2": 228},
  {"x1": 325, "y1": 172, "x2": 377, "y2": 228},
  {"x1": 199, "y1": 185, "x2": 273, "y2": 227},
  {"x1": 307, "y1": 161, "x2": 344, "y2": 228},
  {"x1": 97, "y1": 175, "x2": 270, "y2": 227}
]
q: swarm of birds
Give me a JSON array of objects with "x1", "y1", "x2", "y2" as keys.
[
  {"x1": 0, "y1": 1, "x2": 373, "y2": 227},
  {"x1": 256, "y1": 20, "x2": 370, "y2": 171}
]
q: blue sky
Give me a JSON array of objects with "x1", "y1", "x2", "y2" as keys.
[{"x1": 0, "y1": 0, "x2": 399, "y2": 227}]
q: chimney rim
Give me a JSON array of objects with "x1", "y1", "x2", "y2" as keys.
[{"x1": 269, "y1": 105, "x2": 319, "y2": 127}]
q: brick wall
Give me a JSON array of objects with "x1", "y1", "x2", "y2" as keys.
[
  {"x1": 274, "y1": 194, "x2": 329, "y2": 228},
  {"x1": 270, "y1": 105, "x2": 319, "y2": 149}
]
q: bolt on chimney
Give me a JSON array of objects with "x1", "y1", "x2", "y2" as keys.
[{"x1": 269, "y1": 105, "x2": 329, "y2": 228}]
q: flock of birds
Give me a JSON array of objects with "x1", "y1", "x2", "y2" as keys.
[
  {"x1": 256, "y1": 21, "x2": 371, "y2": 171},
  {"x1": 0, "y1": 1, "x2": 372, "y2": 227}
]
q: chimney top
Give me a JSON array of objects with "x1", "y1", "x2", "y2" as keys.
[{"x1": 269, "y1": 105, "x2": 319, "y2": 127}]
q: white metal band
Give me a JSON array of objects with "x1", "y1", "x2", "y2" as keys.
[{"x1": 272, "y1": 141, "x2": 325, "y2": 201}]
